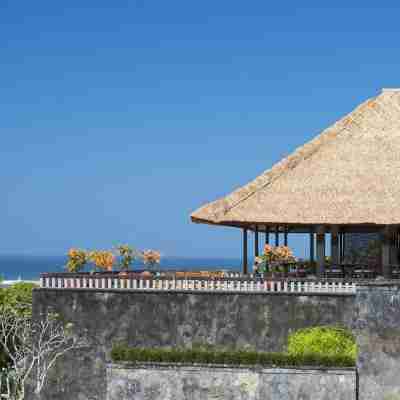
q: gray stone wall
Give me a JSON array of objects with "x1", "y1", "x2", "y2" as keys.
[
  {"x1": 353, "y1": 284, "x2": 400, "y2": 400},
  {"x1": 28, "y1": 289, "x2": 355, "y2": 400},
  {"x1": 107, "y1": 363, "x2": 357, "y2": 400}
]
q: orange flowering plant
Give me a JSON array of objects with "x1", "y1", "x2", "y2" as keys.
[
  {"x1": 67, "y1": 249, "x2": 88, "y2": 272},
  {"x1": 142, "y1": 250, "x2": 161, "y2": 271},
  {"x1": 254, "y1": 245, "x2": 295, "y2": 273},
  {"x1": 89, "y1": 250, "x2": 115, "y2": 272}
]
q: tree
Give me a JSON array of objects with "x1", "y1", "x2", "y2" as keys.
[{"x1": 0, "y1": 304, "x2": 86, "y2": 399}]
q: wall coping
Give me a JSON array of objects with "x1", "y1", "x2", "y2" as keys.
[
  {"x1": 107, "y1": 362, "x2": 356, "y2": 375},
  {"x1": 33, "y1": 288, "x2": 356, "y2": 297}
]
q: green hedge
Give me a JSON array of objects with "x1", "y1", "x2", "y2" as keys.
[
  {"x1": 287, "y1": 326, "x2": 357, "y2": 361},
  {"x1": 111, "y1": 344, "x2": 355, "y2": 368}
]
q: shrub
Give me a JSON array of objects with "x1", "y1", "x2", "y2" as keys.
[
  {"x1": 67, "y1": 249, "x2": 88, "y2": 272},
  {"x1": 110, "y1": 343, "x2": 355, "y2": 368},
  {"x1": 287, "y1": 326, "x2": 357, "y2": 362},
  {"x1": 0, "y1": 282, "x2": 37, "y2": 370}
]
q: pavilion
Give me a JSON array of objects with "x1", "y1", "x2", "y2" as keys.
[{"x1": 191, "y1": 89, "x2": 400, "y2": 278}]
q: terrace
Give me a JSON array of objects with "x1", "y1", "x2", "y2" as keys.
[{"x1": 40, "y1": 90, "x2": 400, "y2": 295}]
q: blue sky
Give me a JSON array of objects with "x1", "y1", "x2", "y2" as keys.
[{"x1": 1, "y1": 1, "x2": 400, "y2": 258}]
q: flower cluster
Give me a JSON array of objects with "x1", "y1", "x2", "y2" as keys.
[
  {"x1": 142, "y1": 250, "x2": 161, "y2": 270},
  {"x1": 273, "y1": 245, "x2": 295, "y2": 262},
  {"x1": 254, "y1": 245, "x2": 296, "y2": 273},
  {"x1": 89, "y1": 251, "x2": 115, "y2": 271},
  {"x1": 67, "y1": 249, "x2": 88, "y2": 272},
  {"x1": 262, "y1": 244, "x2": 295, "y2": 262}
]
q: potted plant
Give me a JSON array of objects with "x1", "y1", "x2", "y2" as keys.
[
  {"x1": 116, "y1": 245, "x2": 138, "y2": 275},
  {"x1": 142, "y1": 250, "x2": 161, "y2": 273},
  {"x1": 255, "y1": 245, "x2": 295, "y2": 278},
  {"x1": 66, "y1": 248, "x2": 88, "y2": 273},
  {"x1": 88, "y1": 250, "x2": 115, "y2": 273}
]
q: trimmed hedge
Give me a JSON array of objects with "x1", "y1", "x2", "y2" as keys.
[
  {"x1": 111, "y1": 344, "x2": 355, "y2": 368},
  {"x1": 287, "y1": 326, "x2": 357, "y2": 361}
]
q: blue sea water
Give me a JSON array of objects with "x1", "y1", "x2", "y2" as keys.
[{"x1": 0, "y1": 255, "x2": 242, "y2": 280}]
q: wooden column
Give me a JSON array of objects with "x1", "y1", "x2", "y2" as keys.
[
  {"x1": 316, "y1": 226, "x2": 326, "y2": 277},
  {"x1": 382, "y1": 226, "x2": 392, "y2": 279},
  {"x1": 243, "y1": 228, "x2": 248, "y2": 275},
  {"x1": 265, "y1": 226, "x2": 270, "y2": 245},
  {"x1": 390, "y1": 231, "x2": 398, "y2": 265},
  {"x1": 310, "y1": 229, "x2": 315, "y2": 264},
  {"x1": 342, "y1": 233, "x2": 346, "y2": 260},
  {"x1": 275, "y1": 226, "x2": 279, "y2": 246},
  {"x1": 254, "y1": 226, "x2": 259, "y2": 257},
  {"x1": 284, "y1": 227, "x2": 288, "y2": 246},
  {"x1": 331, "y1": 226, "x2": 339, "y2": 265}
]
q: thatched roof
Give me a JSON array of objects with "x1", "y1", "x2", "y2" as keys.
[{"x1": 191, "y1": 89, "x2": 400, "y2": 228}]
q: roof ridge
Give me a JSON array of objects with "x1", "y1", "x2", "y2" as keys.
[{"x1": 201, "y1": 94, "x2": 380, "y2": 222}]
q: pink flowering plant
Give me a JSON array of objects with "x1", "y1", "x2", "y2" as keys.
[{"x1": 254, "y1": 245, "x2": 296, "y2": 274}]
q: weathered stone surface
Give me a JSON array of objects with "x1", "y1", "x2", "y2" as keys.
[
  {"x1": 28, "y1": 289, "x2": 354, "y2": 400},
  {"x1": 107, "y1": 364, "x2": 356, "y2": 400},
  {"x1": 354, "y1": 285, "x2": 400, "y2": 400}
]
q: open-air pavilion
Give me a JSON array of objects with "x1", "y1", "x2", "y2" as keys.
[{"x1": 191, "y1": 89, "x2": 400, "y2": 278}]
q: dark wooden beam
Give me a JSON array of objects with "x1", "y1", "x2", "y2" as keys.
[
  {"x1": 382, "y1": 226, "x2": 392, "y2": 279},
  {"x1": 316, "y1": 226, "x2": 326, "y2": 277},
  {"x1": 243, "y1": 228, "x2": 248, "y2": 275},
  {"x1": 254, "y1": 226, "x2": 259, "y2": 257},
  {"x1": 265, "y1": 226, "x2": 270, "y2": 245},
  {"x1": 331, "y1": 226, "x2": 339, "y2": 265},
  {"x1": 310, "y1": 230, "x2": 315, "y2": 264},
  {"x1": 275, "y1": 226, "x2": 279, "y2": 246},
  {"x1": 284, "y1": 226, "x2": 288, "y2": 246}
]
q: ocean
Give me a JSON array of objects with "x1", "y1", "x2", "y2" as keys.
[{"x1": 0, "y1": 255, "x2": 243, "y2": 280}]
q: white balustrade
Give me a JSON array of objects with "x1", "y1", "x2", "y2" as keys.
[{"x1": 39, "y1": 275, "x2": 358, "y2": 295}]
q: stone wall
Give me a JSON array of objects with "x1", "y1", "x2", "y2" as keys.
[
  {"x1": 28, "y1": 289, "x2": 355, "y2": 400},
  {"x1": 353, "y1": 284, "x2": 400, "y2": 400},
  {"x1": 107, "y1": 363, "x2": 357, "y2": 400}
]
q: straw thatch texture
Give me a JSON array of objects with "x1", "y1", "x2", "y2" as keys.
[{"x1": 191, "y1": 90, "x2": 400, "y2": 227}]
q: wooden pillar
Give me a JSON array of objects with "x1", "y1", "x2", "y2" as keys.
[
  {"x1": 310, "y1": 230, "x2": 315, "y2": 264},
  {"x1": 284, "y1": 226, "x2": 288, "y2": 246},
  {"x1": 243, "y1": 228, "x2": 248, "y2": 275},
  {"x1": 340, "y1": 233, "x2": 346, "y2": 262},
  {"x1": 275, "y1": 226, "x2": 279, "y2": 246},
  {"x1": 254, "y1": 226, "x2": 259, "y2": 257},
  {"x1": 331, "y1": 226, "x2": 339, "y2": 265},
  {"x1": 316, "y1": 226, "x2": 326, "y2": 276},
  {"x1": 382, "y1": 226, "x2": 392, "y2": 279},
  {"x1": 265, "y1": 226, "x2": 270, "y2": 245},
  {"x1": 390, "y1": 231, "x2": 398, "y2": 265}
]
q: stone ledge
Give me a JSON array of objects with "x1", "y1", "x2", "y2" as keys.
[
  {"x1": 108, "y1": 362, "x2": 356, "y2": 374},
  {"x1": 33, "y1": 288, "x2": 356, "y2": 297}
]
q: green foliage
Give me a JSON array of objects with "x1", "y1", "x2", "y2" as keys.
[
  {"x1": 0, "y1": 283, "x2": 37, "y2": 370},
  {"x1": 0, "y1": 282, "x2": 37, "y2": 316},
  {"x1": 111, "y1": 342, "x2": 355, "y2": 368},
  {"x1": 287, "y1": 326, "x2": 357, "y2": 362},
  {"x1": 117, "y1": 245, "x2": 137, "y2": 271}
]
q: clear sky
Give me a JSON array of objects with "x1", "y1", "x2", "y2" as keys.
[{"x1": 1, "y1": 1, "x2": 400, "y2": 258}]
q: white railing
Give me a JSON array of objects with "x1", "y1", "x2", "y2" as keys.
[{"x1": 40, "y1": 275, "x2": 357, "y2": 294}]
